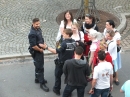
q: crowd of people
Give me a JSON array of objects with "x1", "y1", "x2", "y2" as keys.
[{"x1": 28, "y1": 10, "x2": 130, "y2": 97}]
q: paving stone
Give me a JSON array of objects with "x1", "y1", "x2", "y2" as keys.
[{"x1": 0, "y1": 0, "x2": 130, "y2": 58}]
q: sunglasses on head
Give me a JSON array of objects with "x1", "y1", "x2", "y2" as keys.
[{"x1": 85, "y1": 14, "x2": 91, "y2": 17}]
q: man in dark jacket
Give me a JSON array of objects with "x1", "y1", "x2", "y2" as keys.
[
  {"x1": 28, "y1": 18, "x2": 49, "y2": 92},
  {"x1": 63, "y1": 46, "x2": 90, "y2": 97}
]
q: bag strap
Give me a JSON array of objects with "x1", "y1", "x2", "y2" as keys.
[
  {"x1": 83, "y1": 22, "x2": 86, "y2": 33},
  {"x1": 107, "y1": 41, "x2": 113, "y2": 51},
  {"x1": 108, "y1": 41, "x2": 113, "y2": 45},
  {"x1": 78, "y1": 31, "x2": 81, "y2": 41}
]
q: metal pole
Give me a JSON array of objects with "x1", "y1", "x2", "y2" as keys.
[{"x1": 84, "y1": 0, "x2": 89, "y2": 15}]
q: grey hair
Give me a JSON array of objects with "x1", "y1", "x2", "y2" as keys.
[{"x1": 89, "y1": 29, "x2": 98, "y2": 38}]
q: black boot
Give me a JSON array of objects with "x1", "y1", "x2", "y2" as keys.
[
  {"x1": 35, "y1": 79, "x2": 47, "y2": 84},
  {"x1": 44, "y1": 79, "x2": 47, "y2": 83},
  {"x1": 35, "y1": 78, "x2": 39, "y2": 83},
  {"x1": 40, "y1": 84, "x2": 49, "y2": 92},
  {"x1": 53, "y1": 88, "x2": 60, "y2": 95}
]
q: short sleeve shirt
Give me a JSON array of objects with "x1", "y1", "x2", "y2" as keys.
[
  {"x1": 93, "y1": 61, "x2": 113, "y2": 89},
  {"x1": 113, "y1": 32, "x2": 121, "y2": 41},
  {"x1": 121, "y1": 80, "x2": 130, "y2": 97},
  {"x1": 90, "y1": 39, "x2": 98, "y2": 52}
]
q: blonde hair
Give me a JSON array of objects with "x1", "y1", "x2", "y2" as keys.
[
  {"x1": 72, "y1": 22, "x2": 79, "y2": 29},
  {"x1": 99, "y1": 40, "x2": 108, "y2": 50}
]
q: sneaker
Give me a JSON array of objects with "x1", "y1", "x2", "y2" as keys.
[{"x1": 53, "y1": 88, "x2": 60, "y2": 96}]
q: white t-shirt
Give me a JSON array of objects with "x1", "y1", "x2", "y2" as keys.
[
  {"x1": 90, "y1": 39, "x2": 99, "y2": 52},
  {"x1": 56, "y1": 19, "x2": 77, "y2": 41},
  {"x1": 103, "y1": 28, "x2": 107, "y2": 36},
  {"x1": 71, "y1": 31, "x2": 84, "y2": 42},
  {"x1": 107, "y1": 39, "x2": 117, "y2": 60},
  {"x1": 93, "y1": 61, "x2": 113, "y2": 89},
  {"x1": 113, "y1": 31, "x2": 121, "y2": 41}
]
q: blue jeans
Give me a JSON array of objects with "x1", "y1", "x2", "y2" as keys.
[
  {"x1": 63, "y1": 84, "x2": 86, "y2": 97},
  {"x1": 91, "y1": 88, "x2": 110, "y2": 97}
]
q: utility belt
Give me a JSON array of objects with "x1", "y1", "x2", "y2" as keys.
[
  {"x1": 28, "y1": 45, "x2": 43, "y2": 57},
  {"x1": 54, "y1": 58, "x2": 64, "y2": 66},
  {"x1": 28, "y1": 46, "x2": 35, "y2": 57}
]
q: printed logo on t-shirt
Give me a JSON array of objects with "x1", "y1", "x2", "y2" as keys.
[
  {"x1": 101, "y1": 69, "x2": 110, "y2": 78},
  {"x1": 66, "y1": 42, "x2": 76, "y2": 51}
]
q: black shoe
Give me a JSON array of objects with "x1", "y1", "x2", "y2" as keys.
[
  {"x1": 35, "y1": 79, "x2": 47, "y2": 84},
  {"x1": 44, "y1": 79, "x2": 47, "y2": 84},
  {"x1": 35, "y1": 79, "x2": 39, "y2": 83},
  {"x1": 114, "y1": 81, "x2": 120, "y2": 85},
  {"x1": 53, "y1": 88, "x2": 60, "y2": 96},
  {"x1": 40, "y1": 84, "x2": 49, "y2": 92},
  {"x1": 68, "y1": 93, "x2": 72, "y2": 97}
]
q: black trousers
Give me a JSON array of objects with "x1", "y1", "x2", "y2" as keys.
[
  {"x1": 32, "y1": 52, "x2": 45, "y2": 84},
  {"x1": 63, "y1": 85, "x2": 86, "y2": 97},
  {"x1": 53, "y1": 63, "x2": 64, "y2": 91}
]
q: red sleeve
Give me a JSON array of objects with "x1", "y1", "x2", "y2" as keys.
[
  {"x1": 84, "y1": 33, "x2": 89, "y2": 42},
  {"x1": 93, "y1": 49, "x2": 99, "y2": 67},
  {"x1": 105, "y1": 53, "x2": 114, "y2": 67}
]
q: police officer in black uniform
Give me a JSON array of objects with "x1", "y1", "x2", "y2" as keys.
[
  {"x1": 28, "y1": 18, "x2": 49, "y2": 92},
  {"x1": 44, "y1": 29, "x2": 76, "y2": 95}
]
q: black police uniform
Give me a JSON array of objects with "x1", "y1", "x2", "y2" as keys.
[
  {"x1": 53, "y1": 38, "x2": 76, "y2": 93},
  {"x1": 28, "y1": 26, "x2": 46, "y2": 84}
]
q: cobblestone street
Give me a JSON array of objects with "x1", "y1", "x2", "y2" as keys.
[
  {"x1": 0, "y1": 0, "x2": 130, "y2": 58},
  {"x1": 0, "y1": 1, "x2": 130, "y2": 97}
]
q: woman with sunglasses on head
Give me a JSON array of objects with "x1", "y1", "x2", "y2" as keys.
[
  {"x1": 81, "y1": 14, "x2": 98, "y2": 32},
  {"x1": 56, "y1": 10, "x2": 77, "y2": 48},
  {"x1": 81, "y1": 14, "x2": 99, "y2": 59},
  {"x1": 104, "y1": 20, "x2": 122, "y2": 86}
]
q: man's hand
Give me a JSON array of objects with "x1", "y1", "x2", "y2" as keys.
[
  {"x1": 39, "y1": 43, "x2": 47, "y2": 49},
  {"x1": 89, "y1": 88, "x2": 94, "y2": 94},
  {"x1": 110, "y1": 86, "x2": 113, "y2": 91},
  {"x1": 39, "y1": 48, "x2": 43, "y2": 53}
]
